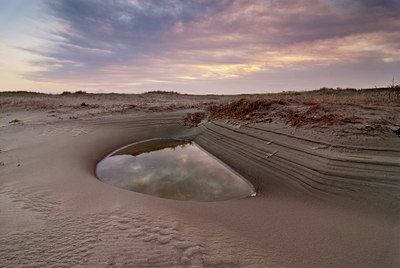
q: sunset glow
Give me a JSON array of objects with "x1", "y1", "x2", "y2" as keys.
[{"x1": 0, "y1": 0, "x2": 399, "y2": 94}]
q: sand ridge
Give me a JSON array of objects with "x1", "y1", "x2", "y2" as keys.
[{"x1": 195, "y1": 121, "x2": 400, "y2": 211}]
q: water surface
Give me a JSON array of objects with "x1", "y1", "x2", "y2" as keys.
[{"x1": 96, "y1": 139, "x2": 255, "y2": 201}]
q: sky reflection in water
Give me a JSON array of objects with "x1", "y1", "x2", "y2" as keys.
[{"x1": 96, "y1": 139, "x2": 254, "y2": 201}]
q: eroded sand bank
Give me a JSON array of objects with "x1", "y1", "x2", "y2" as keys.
[{"x1": 0, "y1": 95, "x2": 399, "y2": 267}]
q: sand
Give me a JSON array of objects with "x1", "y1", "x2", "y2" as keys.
[{"x1": 0, "y1": 93, "x2": 399, "y2": 267}]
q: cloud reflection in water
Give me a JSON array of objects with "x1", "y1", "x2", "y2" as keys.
[{"x1": 96, "y1": 139, "x2": 254, "y2": 201}]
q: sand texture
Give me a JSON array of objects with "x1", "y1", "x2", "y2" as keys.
[{"x1": 0, "y1": 91, "x2": 399, "y2": 267}]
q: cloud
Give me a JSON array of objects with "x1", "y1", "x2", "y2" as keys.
[{"x1": 22, "y1": 0, "x2": 400, "y2": 92}]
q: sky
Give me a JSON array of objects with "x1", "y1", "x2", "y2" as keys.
[{"x1": 0, "y1": 0, "x2": 399, "y2": 94}]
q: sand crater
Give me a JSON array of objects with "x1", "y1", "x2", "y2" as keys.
[{"x1": 96, "y1": 138, "x2": 255, "y2": 201}]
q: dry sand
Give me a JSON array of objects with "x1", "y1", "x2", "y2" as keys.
[{"x1": 0, "y1": 92, "x2": 399, "y2": 267}]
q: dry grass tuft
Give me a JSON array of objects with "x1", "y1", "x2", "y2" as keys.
[
  {"x1": 183, "y1": 112, "x2": 206, "y2": 127},
  {"x1": 205, "y1": 88, "x2": 399, "y2": 129},
  {"x1": 278, "y1": 109, "x2": 362, "y2": 127},
  {"x1": 208, "y1": 98, "x2": 284, "y2": 120},
  {"x1": 271, "y1": 87, "x2": 400, "y2": 106}
]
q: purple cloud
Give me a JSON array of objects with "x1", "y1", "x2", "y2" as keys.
[{"x1": 23, "y1": 0, "x2": 400, "y2": 92}]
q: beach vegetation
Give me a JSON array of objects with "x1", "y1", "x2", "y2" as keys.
[
  {"x1": 142, "y1": 90, "x2": 181, "y2": 95},
  {"x1": 206, "y1": 87, "x2": 399, "y2": 128},
  {"x1": 73, "y1": 90, "x2": 87, "y2": 94}
]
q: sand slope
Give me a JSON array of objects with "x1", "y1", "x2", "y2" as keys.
[{"x1": 196, "y1": 121, "x2": 400, "y2": 210}]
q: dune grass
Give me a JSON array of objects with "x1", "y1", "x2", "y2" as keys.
[{"x1": 206, "y1": 87, "x2": 399, "y2": 128}]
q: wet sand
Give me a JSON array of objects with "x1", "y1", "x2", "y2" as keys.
[{"x1": 0, "y1": 93, "x2": 399, "y2": 267}]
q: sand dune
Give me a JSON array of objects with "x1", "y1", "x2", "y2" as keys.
[{"x1": 0, "y1": 92, "x2": 399, "y2": 267}]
